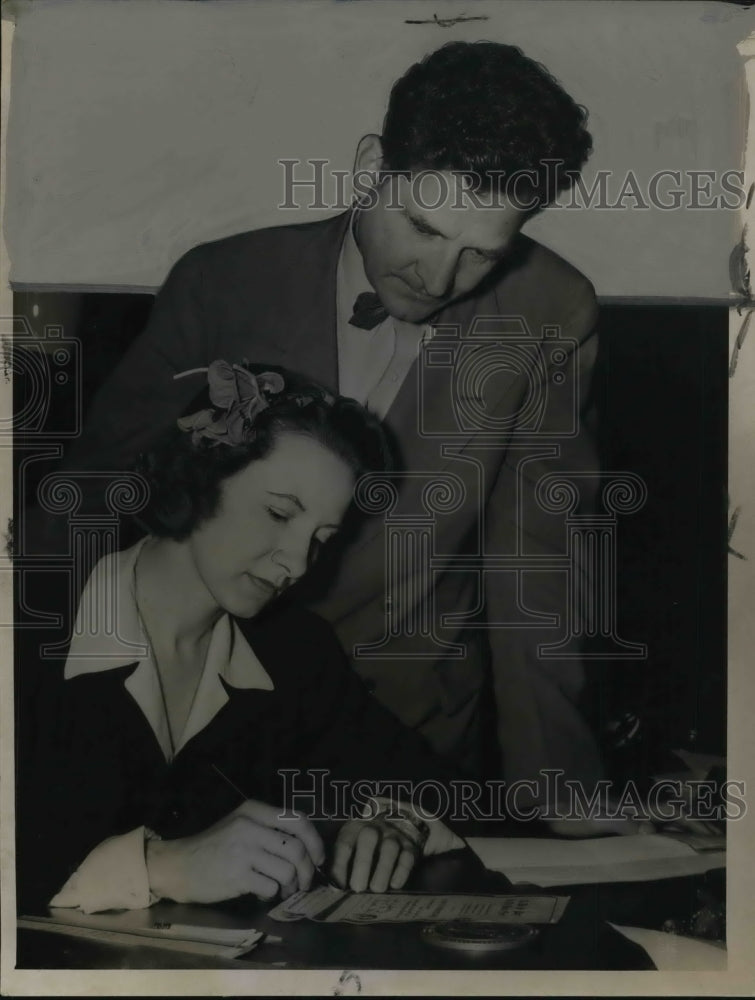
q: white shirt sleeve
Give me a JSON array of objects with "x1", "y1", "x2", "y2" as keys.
[{"x1": 49, "y1": 826, "x2": 159, "y2": 914}]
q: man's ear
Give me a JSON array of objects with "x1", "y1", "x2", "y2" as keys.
[{"x1": 353, "y1": 134, "x2": 384, "y2": 186}]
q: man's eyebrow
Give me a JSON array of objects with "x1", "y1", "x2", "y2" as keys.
[
  {"x1": 266, "y1": 491, "x2": 305, "y2": 512},
  {"x1": 404, "y1": 207, "x2": 509, "y2": 258},
  {"x1": 404, "y1": 207, "x2": 446, "y2": 238}
]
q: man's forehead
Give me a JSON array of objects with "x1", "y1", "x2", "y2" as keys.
[{"x1": 396, "y1": 171, "x2": 526, "y2": 242}]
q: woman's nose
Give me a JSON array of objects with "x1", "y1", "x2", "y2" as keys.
[{"x1": 271, "y1": 542, "x2": 309, "y2": 583}]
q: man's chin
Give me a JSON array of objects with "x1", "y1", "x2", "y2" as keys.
[{"x1": 386, "y1": 297, "x2": 444, "y2": 325}]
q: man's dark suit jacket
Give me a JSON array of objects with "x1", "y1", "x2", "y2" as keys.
[
  {"x1": 50, "y1": 211, "x2": 603, "y2": 787},
  {"x1": 17, "y1": 600, "x2": 463, "y2": 914}
]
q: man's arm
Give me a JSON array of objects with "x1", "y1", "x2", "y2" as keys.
[
  {"x1": 484, "y1": 283, "x2": 604, "y2": 799},
  {"x1": 62, "y1": 246, "x2": 212, "y2": 480},
  {"x1": 23, "y1": 248, "x2": 214, "y2": 558}
]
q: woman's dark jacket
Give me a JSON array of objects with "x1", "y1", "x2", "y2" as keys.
[{"x1": 16, "y1": 600, "x2": 464, "y2": 914}]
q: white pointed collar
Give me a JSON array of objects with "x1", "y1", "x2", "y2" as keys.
[{"x1": 64, "y1": 537, "x2": 274, "y2": 760}]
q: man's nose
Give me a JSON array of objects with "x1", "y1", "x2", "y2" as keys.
[{"x1": 417, "y1": 245, "x2": 459, "y2": 299}]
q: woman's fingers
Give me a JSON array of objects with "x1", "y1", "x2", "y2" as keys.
[
  {"x1": 147, "y1": 801, "x2": 326, "y2": 905},
  {"x1": 234, "y1": 799, "x2": 325, "y2": 867},
  {"x1": 368, "y1": 834, "x2": 401, "y2": 893},
  {"x1": 245, "y1": 843, "x2": 299, "y2": 899},
  {"x1": 347, "y1": 823, "x2": 380, "y2": 892},
  {"x1": 245, "y1": 820, "x2": 316, "y2": 892},
  {"x1": 389, "y1": 847, "x2": 417, "y2": 890},
  {"x1": 242, "y1": 868, "x2": 280, "y2": 902},
  {"x1": 332, "y1": 820, "x2": 381, "y2": 891},
  {"x1": 332, "y1": 820, "x2": 419, "y2": 893},
  {"x1": 331, "y1": 820, "x2": 361, "y2": 889}
]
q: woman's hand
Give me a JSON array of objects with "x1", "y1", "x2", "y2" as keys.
[
  {"x1": 145, "y1": 800, "x2": 324, "y2": 904},
  {"x1": 331, "y1": 817, "x2": 420, "y2": 893}
]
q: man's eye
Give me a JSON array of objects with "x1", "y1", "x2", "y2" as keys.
[
  {"x1": 465, "y1": 248, "x2": 500, "y2": 267},
  {"x1": 406, "y1": 213, "x2": 434, "y2": 237},
  {"x1": 266, "y1": 507, "x2": 290, "y2": 524}
]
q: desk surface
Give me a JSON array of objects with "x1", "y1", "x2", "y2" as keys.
[{"x1": 17, "y1": 845, "x2": 723, "y2": 971}]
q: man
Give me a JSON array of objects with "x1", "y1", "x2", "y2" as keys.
[{"x1": 36, "y1": 41, "x2": 603, "y2": 793}]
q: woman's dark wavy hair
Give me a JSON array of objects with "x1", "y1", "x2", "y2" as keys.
[
  {"x1": 136, "y1": 364, "x2": 393, "y2": 541},
  {"x1": 381, "y1": 41, "x2": 592, "y2": 206}
]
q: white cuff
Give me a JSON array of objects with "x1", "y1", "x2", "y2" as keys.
[{"x1": 49, "y1": 826, "x2": 159, "y2": 914}]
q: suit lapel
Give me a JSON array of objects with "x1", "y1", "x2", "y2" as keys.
[
  {"x1": 175, "y1": 681, "x2": 277, "y2": 767},
  {"x1": 265, "y1": 212, "x2": 350, "y2": 391}
]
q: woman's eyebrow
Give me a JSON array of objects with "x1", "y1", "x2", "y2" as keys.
[{"x1": 266, "y1": 490, "x2": 305, "y2": 512}]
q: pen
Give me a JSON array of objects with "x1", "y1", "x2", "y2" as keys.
[
  {"x1": 210, "y1": 764, "x2": 340, "y2": 889},
  {"x1": 313, "y1": 865, "x2": 343, "y2": 891}
]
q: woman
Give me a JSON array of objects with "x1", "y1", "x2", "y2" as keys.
[{"x1": 17, "y1": 361, "x2": 463, "y2": 916}]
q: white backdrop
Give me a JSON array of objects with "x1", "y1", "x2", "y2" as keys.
[{"x1": 3, "y1": 0, "x2": 751, "y2": 296}]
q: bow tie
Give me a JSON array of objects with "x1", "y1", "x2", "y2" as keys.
[{"x1": 349, "y1": 291, "x2": 389, "y2": 330}]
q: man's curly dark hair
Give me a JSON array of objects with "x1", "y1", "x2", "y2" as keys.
[{"x1": 381, "y1": 41, "x2": 592, "y2": 207}]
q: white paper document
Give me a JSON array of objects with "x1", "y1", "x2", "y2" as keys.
[
  {"x1": 609, "y1": 923, "x2": 727, "y2": 971},
  {"x1": 466, "y1": 834, "x2": 726, "y2": 887},
  {"x1": 267, "y1": 884, "x2": 346, "y2": 921},
  {"x1": 21, "y1": 911, "x2": 266, "y2": 959},
  {"x1": 268, "y1": 889, "x2": 569, "y2": 925}
]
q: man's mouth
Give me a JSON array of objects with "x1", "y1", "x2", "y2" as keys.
[{"x1": 392, "y1": 274, "x2": 441, "y2": 303}]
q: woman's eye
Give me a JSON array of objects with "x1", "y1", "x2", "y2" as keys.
[{"x1": 266, "y1": 507, "x2": 290, "y2": 524}]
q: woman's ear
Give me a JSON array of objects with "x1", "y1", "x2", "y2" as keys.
[{"x1": 353, "y1": 134, "x2": 384, "y2": 188}]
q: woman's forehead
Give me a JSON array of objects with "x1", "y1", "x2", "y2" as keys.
[{"x1": 228, "y1": 434, "x2": 354, "y2": 506}]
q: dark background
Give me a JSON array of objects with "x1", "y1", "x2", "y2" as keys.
[
  {"x1": 12, "y1": 292, "x2": 728, "y2": 784},
  {"x1": 586, "y1": 303, "x2": 727, "y2": 783}
]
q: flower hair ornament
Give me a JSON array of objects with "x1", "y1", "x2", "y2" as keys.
[{"x1": 174, "y1": 360, "x2": 286, "y2": 446}]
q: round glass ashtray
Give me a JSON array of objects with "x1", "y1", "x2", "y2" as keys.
[{"x1": 420, "y1": 921, "x2": 540, "y2": 953}]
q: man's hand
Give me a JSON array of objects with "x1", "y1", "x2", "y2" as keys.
[
  {"x1": 146, "y1": 800, "x2": 324, "y2": 904},
  {"x1": 331, "y1": 817, "x2": 419, "y2": 893}
]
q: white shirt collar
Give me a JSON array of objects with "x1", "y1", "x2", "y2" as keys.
[
  {"x1": 337, "y1": 208, "x2": 371, "y2": 327},
  {"x1": 65, "y1": 537, "x2": 274, "y2": 760}
]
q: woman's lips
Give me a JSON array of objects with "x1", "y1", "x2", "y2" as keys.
[{"x1": 245, "y1": 573, "x2": 277, "y2": 596}]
